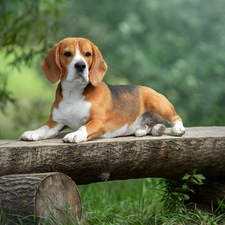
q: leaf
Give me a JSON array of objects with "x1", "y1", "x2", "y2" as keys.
[
  {"x1": 217, "y1": 199, "x2": 225, "y2": 211},
  {"x1": 195, "y1": 174, "x2": 206, "y2": 182},
  {"x1": 182, "y1": 174, "x2": 191, "y2": 180},
  {"x1": 182, "y1": 194, "x2": 190, "y2": 200},
  {"x1": 193, "y1": 169, "x2": 197, "y2": 175},
  {"x1": 182, "y1": 184, "x2": 189, "y2": 190}
]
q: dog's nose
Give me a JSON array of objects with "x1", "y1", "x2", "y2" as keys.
[{"x1": 75, "y1": 62, "x2": 86, "y2": 72}]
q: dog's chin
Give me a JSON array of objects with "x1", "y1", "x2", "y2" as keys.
[{"x1": 67, "y1": 75, "x2": 89, "y2": 84}]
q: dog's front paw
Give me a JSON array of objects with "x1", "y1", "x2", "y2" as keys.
[
  {"x1": 19, "y1": 125, "x2": 50, "y2": 141},
  {"x1": 63, "y1": 126, "x2": 87, "y2": 143},
  {"x1": 170, "y1": 121, "x2": 185, "y2": 136},
  {"x1": 19, "y1": 131, "x2": 43, "y2": 141}
]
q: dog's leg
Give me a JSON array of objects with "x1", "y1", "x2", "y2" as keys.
[
  {"x1": 63, "y1": 119, "x2": 107, "y2": 143},
  {"x1": 19, "y1": 120, "x2": 64, "y2": 141},
  {"x1": 63, "y1": 126, "x2": 88, "y2": 143},
  {"x1": 143, "y1": 90, "x2": 185, "y2": 137},
  {"x1": 169, "y1": 119, "x2": 185, "y2": 136},
  {"x1": 154, "y1": 109, "x2": 185, "y2": 137},
  {"x1": 153, "y1": 108, "x2": 185, "y2": 136}
]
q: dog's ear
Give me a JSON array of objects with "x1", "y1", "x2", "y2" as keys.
[
  {"x1": 41, "y1": 43, "x2": 62, "y2": 83},
  {"x1": 89, "y1": 44, "x2": 107, "y2": 87}
]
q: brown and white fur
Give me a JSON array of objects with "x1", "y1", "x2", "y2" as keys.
[{"x1": 19, "y1": 37, "x2": 185, "y2": 143}]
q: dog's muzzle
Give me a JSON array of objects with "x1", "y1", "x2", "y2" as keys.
[
  {"x1": 75, "y1": 62, "x2": 86, "y2": 72},
  {"x1": 73, "y1": 62, "x2": 89, "y2": 83}
]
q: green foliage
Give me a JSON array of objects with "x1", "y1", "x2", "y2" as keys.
[
  {"x1": 1, "y1": 0, "x2": 225, "y2": 131},
  {"x1": 0, "y1": 71, "x2": 15, "y2": 113},
  {"x1": 216, "y1": 197, "x2": 225, "y2": 214},
  {"x1": 0, "y1": 0, "x2": 62, "y2": 114},
  {"x1": 0, "y1": 199, "x2": 8, "y2": 225},
  {"x1": 160, "y1": 169, "x2": 206, "y2": 213},
  {"x1": 0, "y1": 0, "x2": 62, "y2": 66}
]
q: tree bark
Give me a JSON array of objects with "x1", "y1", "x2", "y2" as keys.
[
  {"x1": 0, "y1": 127, "x2": 225, "y2": 207},
  {"x1": 0, "y1": 172, "x2": 82, "y2": 224}
]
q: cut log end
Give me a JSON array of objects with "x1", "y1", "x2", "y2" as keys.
[{"x1": 0, "y1": 172, "x2": 82, "y2": 223}]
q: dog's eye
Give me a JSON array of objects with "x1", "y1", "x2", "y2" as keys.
[
  {"x1": 85, "y1": 52, "x2": 91, "y2": 57},
  {"x1": 64, "y1": 51, "x2": 72, "y2": 57}
]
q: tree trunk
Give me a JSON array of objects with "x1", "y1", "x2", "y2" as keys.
[
  {"x1": 1, "y1": 127, "x2": 225, "y2": 208},
  {"x1": 0, "y1": 172, "x2": 82, "y2": 224}
]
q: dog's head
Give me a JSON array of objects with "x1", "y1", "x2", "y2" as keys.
[{"x1": 41, "y1": 37, "x2": 107, "y2": 87}]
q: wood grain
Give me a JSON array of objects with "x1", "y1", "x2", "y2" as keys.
[{"x1": 0, "y1": 172, "x2": 82, "y2": 223}]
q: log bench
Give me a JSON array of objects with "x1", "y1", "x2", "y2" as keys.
[{"x1": 0, "y1": 126, "x2": 225, "y2": 222}]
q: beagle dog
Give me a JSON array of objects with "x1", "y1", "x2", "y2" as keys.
[{"x1": 19, "y1": 37, "x2": 185, "y2": 143}]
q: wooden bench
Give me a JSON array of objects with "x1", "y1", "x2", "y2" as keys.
[{"x1": 1, "y1": 126, "x2": 225, "y2": 222}]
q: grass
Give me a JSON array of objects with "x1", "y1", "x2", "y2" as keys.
[
  {"x1": 79, "y1": 178, "x2": 163, "y2": 224},
  {"x1": 2, "y1": 178, "x2": 225, "y2": 224}
]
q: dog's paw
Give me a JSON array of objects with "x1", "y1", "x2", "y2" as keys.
[
  {"x1": 135, "y1": 125, "x2": 151, "y2": 137},
  {"x1": 135, "y1": 128, "x2": 148, "y2": 137},
  {"x1": 63, "y1": 126, "x2": 87, "y2": 143},
  {"x1": 170, "y1": 121, "x2": 185, "y2": 136},
  {"x1": 19, "y1": 125, "x2": 50, "y2": 141},
  {"x1": 151, "y1": 124, "x2": 166, "y2": 136},
  {"x1": 19, "y1": 131, "x2": 43, "y2": 141}
]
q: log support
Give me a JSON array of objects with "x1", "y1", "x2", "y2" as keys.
[{"x1": 0, "y1": 172, "x2": 82, "y2": 223}]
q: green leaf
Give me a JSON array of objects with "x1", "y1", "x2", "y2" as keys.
[
  {"x1": 182, "y1": 174, "x2": 191, "y2": 180},
  {"x1": 217, "y1": 199, "x2": 225, "y2": 211},
  {"x1": 182, "y1": 194, "x2": 190, "y2": 200},
  {"x1": 182, "y1": 184, "x2": 189, "y2": 190},
  {"x1": 195, "y1": 174, "x2": 206, "y2": 182},
  {"x1": 193, "y1": 169, "x2": 197, "y2": 175}
]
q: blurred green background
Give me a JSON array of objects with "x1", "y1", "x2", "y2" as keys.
[{"x1": 1, "y1": 0, "x2": 225, "y2": 139}]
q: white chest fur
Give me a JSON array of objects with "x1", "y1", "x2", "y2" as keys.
[{"x1": 52, "y1": 79, "x2": 91, "y2": 131}]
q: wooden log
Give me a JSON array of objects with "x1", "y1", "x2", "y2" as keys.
[
  {"x1": 0, "y1": 172, "x2": 82, "y2": 223},
  {"x1": 1, "y1": 127, "x2": 225, "y2": 183},
  {"x1": 1, "y1": 127, "x2": 225, "y2": 207}
]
